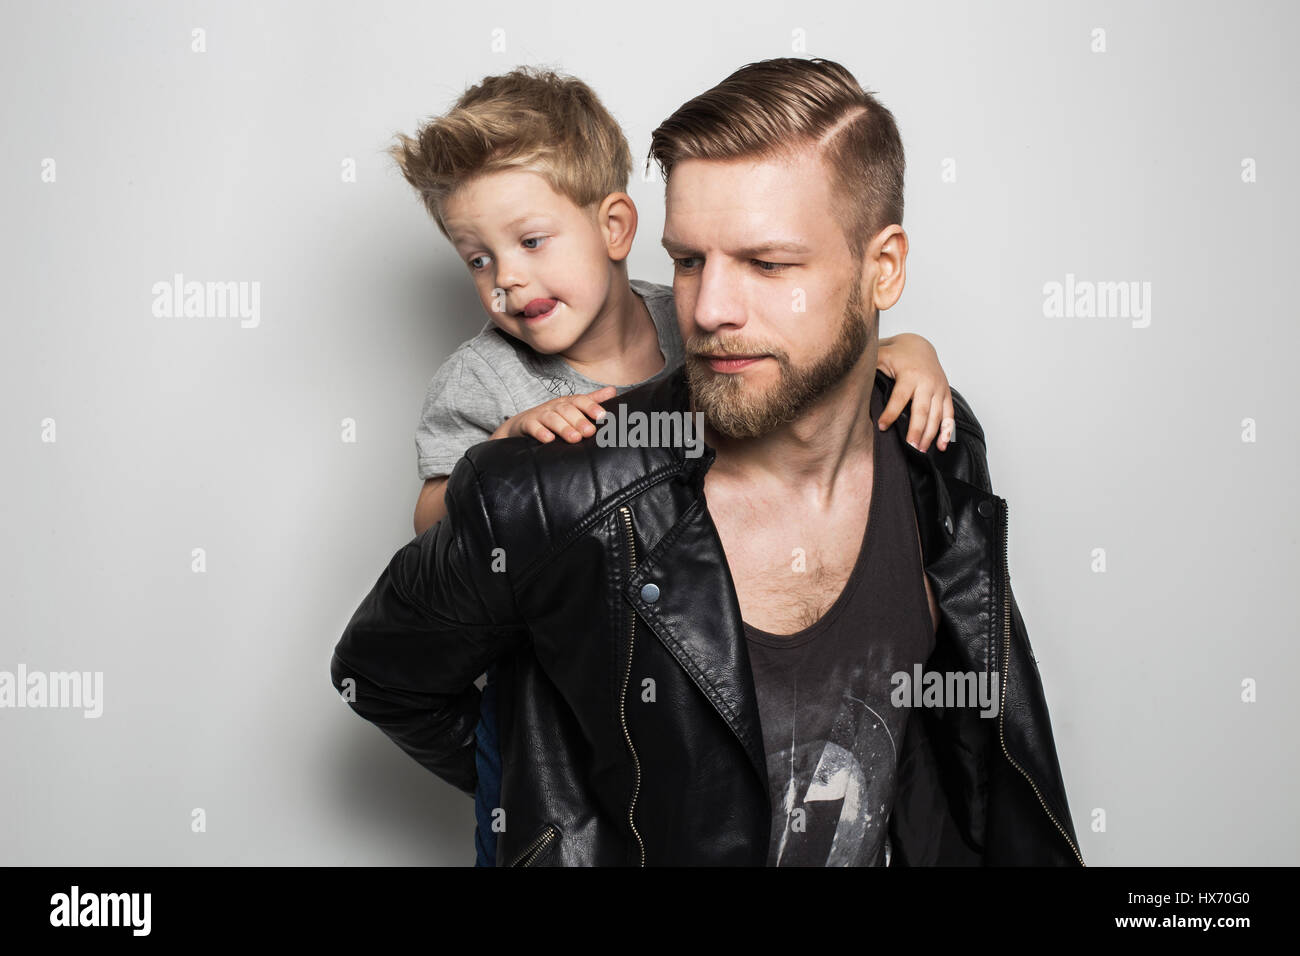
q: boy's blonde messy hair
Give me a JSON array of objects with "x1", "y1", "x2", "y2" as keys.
[{"x1": 388, "y1": 66, "x2": 633, "y2": 239}]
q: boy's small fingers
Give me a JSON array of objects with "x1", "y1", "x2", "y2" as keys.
[
  {"x1": 557, "y1": 405, "x2": 597, "y2": 437},
  {"x1": 939, "y1": 394, "x2": 957, "y2": 450},
  {"x1": 573, "y1": 396, "x2": 609, "y2": 421},
  {"x1": 559, "y1": 403, "x2": 598, "y2": 431},
  {"x1": 906, "y1": 386, "x2": 933, "y2": 449},
  {"x1": 542, "y1": 410, "x2": 583, "y2": 443},
  {"x1": 587, "y1": 386, "x2": 617, "y2": 418},
  {"x1": 879, "y1": 389, "x2": 909, "y2": 431},
  {"x1": 524, "y1": 421, "x2": 555, "y2": 442},
  {"x1": 918, "y1": 393, "x2": 943, "y2": 452}
]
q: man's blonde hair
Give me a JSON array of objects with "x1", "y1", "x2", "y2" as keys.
[
  {"x1": 388, "y1": 66, "x2": 633, "y2": 239},
  {"x1": 648, "y1": 57, "x2": 905, "y2": 261}
]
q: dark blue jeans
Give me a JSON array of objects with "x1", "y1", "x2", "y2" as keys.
[{"x1": 473, "y1": 664, "x2": 501, "y2": 866}]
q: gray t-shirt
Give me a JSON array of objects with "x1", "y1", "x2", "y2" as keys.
[{"x1": 415, "y1": 278, "x2": 682, "y2": 480}]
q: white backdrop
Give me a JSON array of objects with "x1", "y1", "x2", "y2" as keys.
[{"x1": 2, "y1": 0, "x2": 1296, "y2": 865}]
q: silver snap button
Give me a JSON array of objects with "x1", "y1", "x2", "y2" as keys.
[
  {"x1": 943, "y1": 515, "x2": 954, "y2": 535},
  {"x1": 977, "y1": 500, "x2": 994, "y2": 518},
  {"x1": 640, "y1": 583, "x2": 660, "y2": 603}
]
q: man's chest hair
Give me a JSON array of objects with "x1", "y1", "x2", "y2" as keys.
[{"x1": 715, "y1": 510, "x2": 869, "y2": 633}]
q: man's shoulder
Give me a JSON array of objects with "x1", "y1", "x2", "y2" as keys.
[
  {"x1": 450, "y1": 367, "x2": 694, "y2": 559},
  {"x1": 875, "y1": 369, "x2": 994, "y2": 494},
  {"x1": 464, "y1": 366, "x2": 689, "y2": 485}
]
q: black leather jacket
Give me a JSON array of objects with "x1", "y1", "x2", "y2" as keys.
[{"x1": 331, "y1": 367, "x2": 1084, "y2": 867}]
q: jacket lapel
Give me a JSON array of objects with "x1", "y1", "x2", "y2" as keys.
[
  {"x1": 880, "y1": 370, "x2": 999, "y2": 676},
  {"x1": 622, "y1": 488, "x2": 770, "y2": 793}
]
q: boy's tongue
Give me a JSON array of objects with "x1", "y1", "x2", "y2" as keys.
[{"x1": 525, "y1": 298, "x2": 557, "y2": 318}]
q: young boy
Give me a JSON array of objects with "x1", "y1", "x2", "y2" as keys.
[{"x1": 387, "y1": 66, "x2": 958, "y2": 866}]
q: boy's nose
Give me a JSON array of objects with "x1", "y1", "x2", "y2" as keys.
[{"x1": 492, "y1": 255, "x2": 527, "y2": 293}]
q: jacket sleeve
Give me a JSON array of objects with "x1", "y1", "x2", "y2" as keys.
[{"x1": 329, "y1": 453, "x2": 528, "y2": 796}]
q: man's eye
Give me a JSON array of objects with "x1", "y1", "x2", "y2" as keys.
[
  {"x1": 468, "y1": 255, "x2": 491, "y2": 270},
  {"x1": 752, "y1": 259, "x2": 788, "y2": 273},
  {"x1": 672, "y1": 256, "x2": 701, "y2": 270},
  {"x1": 522, "y1": 236, "x2": 548, "y2": 250}
]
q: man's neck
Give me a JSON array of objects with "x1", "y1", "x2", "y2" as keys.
[{"x1": 701, "y1": 358, "x2": 879, "y2": 509}]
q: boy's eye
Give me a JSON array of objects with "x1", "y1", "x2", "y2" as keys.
[
  {"x1": 468, "y1": 255, "x2": 491, "y2": 271},
  {"x1": 522, "y1": 236, "x2": 548, "y2": 250}
]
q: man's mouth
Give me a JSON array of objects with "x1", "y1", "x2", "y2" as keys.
[
  {"x1": 700, "y1": 354, "x2": 768, "y2": 373},
  {"x1": 517, "y1": 298, "x2": 559, "y2": 322}
]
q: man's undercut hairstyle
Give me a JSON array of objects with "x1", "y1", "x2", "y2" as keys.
[
  {"x1": 648, "y1": 57, "x2": 905, "y2": 261},
  {"x1": 388, "y1": 65, "x2": 634, "y2": 239}
]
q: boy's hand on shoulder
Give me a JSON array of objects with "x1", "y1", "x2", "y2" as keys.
[
  {"x1": 876, "y1": 333, "x2": 956, "y2": 452},
  {"x1": 490, "y1": 385, "x2": 618, "y2": 443}
]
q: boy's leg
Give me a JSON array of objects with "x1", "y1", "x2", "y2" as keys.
[{"x1": 473, "y1": 664, "x2": 502, "y2": 866}]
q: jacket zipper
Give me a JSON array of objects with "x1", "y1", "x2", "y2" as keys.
[
  {"x1": 509, "y1": 824, "x2": 558, "y2": 867},
  {"x1": 618, "y1": 506, "x2": 647, "y2": 867},
  {"x1": 996, "y1": 498, "x2": 1086, "y2": 866}
]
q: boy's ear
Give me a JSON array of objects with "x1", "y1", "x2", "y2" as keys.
[{"x1": 597, "y1": 192, "x2": 638, "y2": 262}]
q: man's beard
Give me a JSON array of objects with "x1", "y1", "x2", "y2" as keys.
[{"x1": 684, "y1": 276, "x2": 874, "y2": 439}]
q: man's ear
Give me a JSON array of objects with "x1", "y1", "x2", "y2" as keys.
[
  {"x1": 869, "y1": 225, "x2": 908, "y2": 312},
  {"x1": 598, "y1": 192, "x2": 639, "y2": 262}
]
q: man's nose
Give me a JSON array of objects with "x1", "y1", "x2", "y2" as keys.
[{"x1": 691, "y1": 260, "x2": 747, "y2": 333}]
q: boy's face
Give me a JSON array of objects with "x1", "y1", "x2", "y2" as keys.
[{"x1": 441, "y1": 168, "x2": 614, "y2": 355}]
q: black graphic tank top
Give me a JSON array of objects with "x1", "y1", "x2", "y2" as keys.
[{"x1": 743, "y1": 378, "x2": 936, "y2": 867}]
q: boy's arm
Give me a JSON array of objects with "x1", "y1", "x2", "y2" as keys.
[
  {"x1": 413, "y1": 348, "x2": 513, "y2": 536},
  {"x1": 334, "y1": 456, "x2": 528, "y2": 795},
  {"x1": 414, "y1": 477, "x2": 450, "y2": 536},
  {"x1": 414, "y1": 387, "x2": 615, "y2": 536},
  {"x1": 876, "y1": 333, "x2": 956, "y2": 452}
]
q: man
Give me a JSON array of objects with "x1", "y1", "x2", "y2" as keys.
[{"x1": 330, "y1": 57, "x2": 1083, "y2": 866}]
